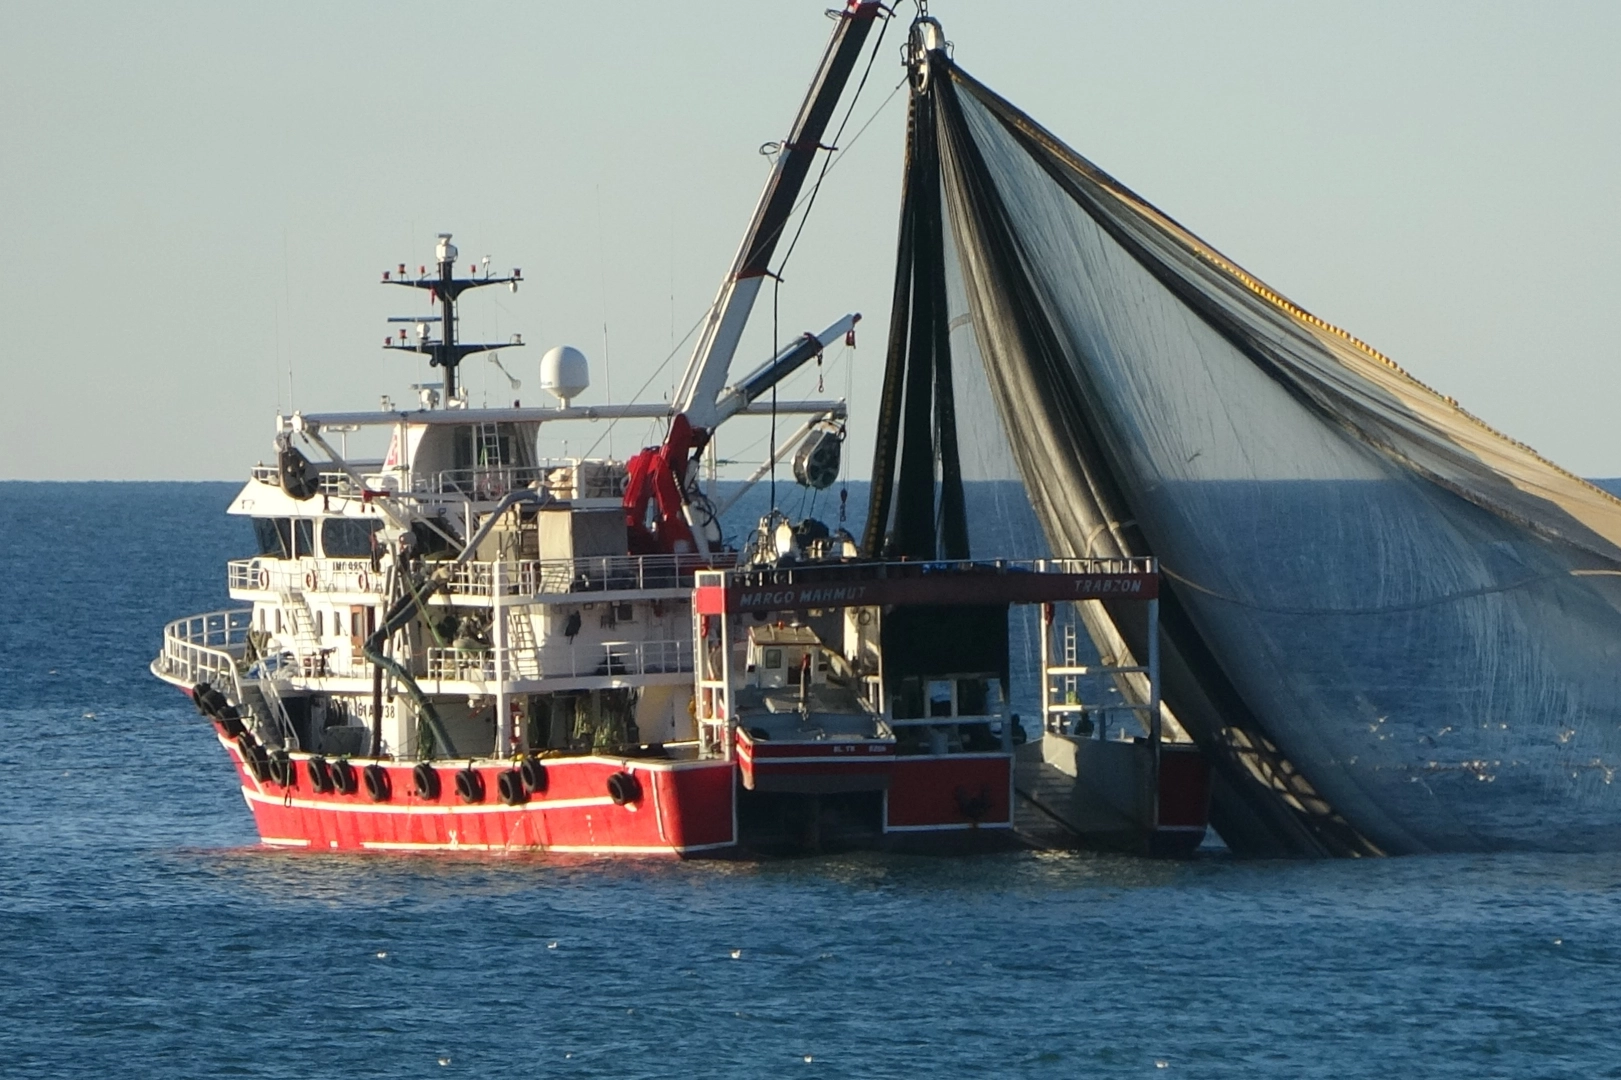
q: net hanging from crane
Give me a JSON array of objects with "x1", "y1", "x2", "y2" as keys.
[{"x1": 875, "y1": 49, "x2": 1621, "y2": 855}]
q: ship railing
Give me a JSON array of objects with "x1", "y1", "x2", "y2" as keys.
[
  {"x1": 411, "y1": 461, "x2": 629, "y2": 502},
  {"x1": 724, "y1": 555, "x2": 1157, "y2": 587},
  {"x1": 228, "y1": 558, "x2": 386, "y2": 595},
  {"x1": 415, "y1": 464, "x2": 552, "y2": 500},
  {"x1": 1044, "y1": 701, "x2": 1156, "y2": 741},
  {"x1": 157, "y1": 610, "x2": 254, "y2": 687},
  {"x1": 425, "y1": 638, "x2": 694, "y2": 683},
  {"x1": 1030, "y1": 556, "x2": 1157, "y2": 576},
  {"x1": 249, "y1": 463, "x2": 381, "y2": 497},
  {"x1": 158, "y1": 610, "x2": 301, "y2": 747},
  {"x1": 441, "y1": 554, "x2": 736, "y2": 599},
  {"x1": 410, "y1": 465, "x2": 582, "y2": 501}
]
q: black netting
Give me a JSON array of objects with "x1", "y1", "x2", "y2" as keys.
[{"x1": 910, "y1": 56, "x2": 1621, "y2": 855}]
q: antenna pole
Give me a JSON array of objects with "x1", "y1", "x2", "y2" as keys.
[
  {"x1": 382, "y1": 232, "x2": 524, "y2": 405},
  {"x1": 440, "y1": 243, "x2": 458, "y2": 400}
]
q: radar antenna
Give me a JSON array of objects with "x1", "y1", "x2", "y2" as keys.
[{"x1": 380, "y1": 233, "x2": 523, "y2": 403}]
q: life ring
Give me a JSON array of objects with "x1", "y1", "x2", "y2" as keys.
[
  {"x1": 303, "y1": 570, "x2": 317, "y2": 591},
  {"x1": 357, "y1": 571, "x2": 369, "y2": 592},
  {"x1": 307, "y1": 755, "x2": 333, "y2": 794},
  {"x1": 497, "y1": 769, "x2": 527, "y2": 806},
  {"x1": 363, "y1": 763, "x2": 391, "y2": 802},
  {"x1": 328, "y1": 759, "x2": 357, "y2": 795},
  {"x1": 606, "y1": 771, "x2": 642, "y2": 806},
  {"x1": 256, "y1": 568, "x2": 269, "y2": 591},
  {"x1": 455, "y1": 767, "x2": 485, "y2": 804},
  {"x1": 413, "y1": 762, "x2": 441, "y2": 800},
  {"x1": 519, "y1": 757, "x2": 548, "y2": 795}
]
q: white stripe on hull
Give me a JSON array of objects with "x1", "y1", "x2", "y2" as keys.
[{"x1": 355, "y1": 839, "x2": 736, "y2": 855}]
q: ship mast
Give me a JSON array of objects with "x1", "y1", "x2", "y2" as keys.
[{"x1": 382, "y1": 233, "x2": 523, "y2": 403}]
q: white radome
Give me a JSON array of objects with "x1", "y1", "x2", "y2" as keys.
[{"x1": 540, "y1": 345, "x2": 590, "y2": 406}]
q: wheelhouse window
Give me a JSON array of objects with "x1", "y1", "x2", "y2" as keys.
[
  {"x1": 253, "y1": 518, "x2": 314, "y2": 559},
  {"x1": 253, "y1": 518, "x2": 286, "y2": 558},
  {"x1": 452, "y1": 425, "x2": 517, "y2": 469},
  {"x1": 321, "y1": 518, "x2": 383, "y2": 558}
]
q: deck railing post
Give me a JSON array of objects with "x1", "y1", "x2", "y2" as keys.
[
  {"x1": 1147, "y1": 578, "x2": 1162, "y2": 834},
  {"x1": 1040, "y1": 602, "x2": 1053, "y2": 737},
  {"x1": 493, "y1": 559, "x2": 510, "y2": 756}
]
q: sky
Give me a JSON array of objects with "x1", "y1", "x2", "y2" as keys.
[{"x1": 4, "y1": 1, "x2": 1619, "y2": 480}]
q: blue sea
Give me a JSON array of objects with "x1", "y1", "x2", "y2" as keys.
[{"x1": 4, "y1": 481, "x2": 1621, "y2": 1078}]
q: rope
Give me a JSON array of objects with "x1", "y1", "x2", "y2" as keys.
[
  {"x1": 578, "y1": 307, "x2": 709, "y2": 460},
  {"x1": 576, "y1": 68, "x2": 906, "y2": 461},
  {"x1": 1160, "y1": 563, "x2": 1571, "y2": 617},
  {"x1": 773, "y1": 10, "x2": 893, "y2": 279},
  {"x1": 770, "y1": 280, "x2": 779, "y2": 511}
]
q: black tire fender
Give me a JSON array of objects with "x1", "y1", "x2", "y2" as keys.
[
  {"x1": 455, "y1": 767, "x2": 485, "y2": 804},
  {"x1": 328, "y1": 759, "x2": 357, "y2": 795},
  {"x1": 268, "y1": 750, "x2": 293, "y2": 788},
  {"x1": 519, "y1": 756, "x2": 547, "y2": 795},
  {"x1": 497, "y1": 769, "x2": 527, "y2": 806},
  {"x1": 363, "y1": 763, "x2": 390, "y2": 803},
  {"x1": 607, "y1": 771, "x2": 642, "y2": 806},
  {"x1": 237, "y1": 735, "x2": 270, "y2": 784},
  {"x1": 413, "y1": 762, "x2": 441, "y2": 800},
  {"x1": 307, "y1": 755, "x2": 333, "y2": 794}
]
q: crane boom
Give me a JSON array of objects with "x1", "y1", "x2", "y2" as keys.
[{"x1": 672, "y1": 1, "x2": 883, "y2": 435}]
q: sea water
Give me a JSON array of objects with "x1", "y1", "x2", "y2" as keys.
[{"x1": 3, "y1": 481, "x2": 1620, "y2": 1078}]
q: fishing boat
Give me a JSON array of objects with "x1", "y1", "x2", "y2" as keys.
[{"x1": 151, "y1": 3, "x2": 1210, "y2": 858}]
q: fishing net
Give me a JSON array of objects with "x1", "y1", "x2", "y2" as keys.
[{"x1": 872, "y1": 51, "x2": 1621, "y2": 854}]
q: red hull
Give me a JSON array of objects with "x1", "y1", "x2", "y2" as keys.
[
  {"x1": 886, "y1": 754, "x2": 1013, "y2": 834},
  {"x1": 214, "y1": 722, "x2": 1021, "y2": 857},
  {"x1": 734, "y1": 728, "x2": 896, "y2": 793},
  {"x1": 223, "y1": 733, "x2": 736, "y2": 856}
]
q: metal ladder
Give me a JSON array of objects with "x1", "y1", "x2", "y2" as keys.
[
  {"x1": 1042, "y1": 604, "x2": 1158, "y2": 742},
  {"x1": 1062, "y1": 622, "x2": 1079, "y2": 708},
  {"x1": 277, "y1": 591, "x2": 325, "y2": 674},
  {"x1": 475, "y1": 422, "x2": 508, "y2": 497},
  {"x1": 504, "y1": 609, "x2": 542, "y2": 679},
  {"x1": 476, "y1": 422, "x2": 504, "y2": 466}
]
